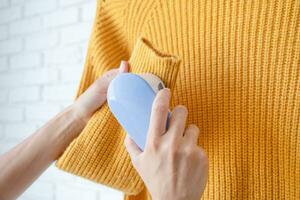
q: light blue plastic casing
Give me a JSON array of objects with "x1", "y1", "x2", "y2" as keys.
[{"x1": 107, "y1": 73, "x2": 170, "y2": 151}]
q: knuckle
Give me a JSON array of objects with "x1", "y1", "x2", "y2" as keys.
[
  {"x1": 185, "y1": 147, "x2": 199, "y2": 159},
  {"x1": 175, "y1": 105, "x2": 188, "y2": 115},
  {"x1": 185, "y1": 146, "x2": 208, "y2": 165},
  {"x1": 168, "y1": 144, "x2": 180, "y2": 159},
  {"x1": 198, "y1": 148, "x2": 209, "y2": 165},
  {"x1": 153, "y1": 102, "x2": 168, "y2": 114},
  {"x1": 188, "y1": 124, "x2": 200, "y2": 133},
  {"x1": 148, "y1": 139, "x2": 161, "y2": 152}
]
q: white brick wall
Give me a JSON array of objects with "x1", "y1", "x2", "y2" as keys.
[{"x1": 0, "y1": 0, "x2": 123, "y2": 199}]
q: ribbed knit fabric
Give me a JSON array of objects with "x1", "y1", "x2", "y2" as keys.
[{"x1": 56, "y1": 0, "x2": 300, "y2": 199}]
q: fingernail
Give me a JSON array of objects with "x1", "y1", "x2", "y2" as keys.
[{"x1": 119, "y1": 60, "x2": 126, "y2": 73}]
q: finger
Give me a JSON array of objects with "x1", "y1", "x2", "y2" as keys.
[
  {"x1": 119, "y1": 60, "x2": 129, "y2": 73},
  {"x1": 183, "y1": 124, "x2": 200, "y2": 145},
  {"x1": 73, "y1": 62, "x2": 128, "y2": 121},
  {"x1": 124, "y1": 135, "x2": 142, "y2": 163},
  {"x1": 167, "y1": 105, "x2": 188, "y2": 141},
  {"x1": 93, "y1": 62, "x2": 127, "y2": 93},
  {"x1": 100, "y1": 69, "x2": 120, "y2": 85},
  {"x1": 147, "y1": 88, "x2": 171, "y2": 143},
  {"x1": 99, "y1": 60, "x2": 129, "y2": 85}
]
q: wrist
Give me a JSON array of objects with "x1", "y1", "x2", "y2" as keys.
[
  {"x1": 69, "y1": 104, "x2": 88, "y2": 129},
  {"x1": 45, "y1": 105, "x2": 87, "y2": 159},
  {"x1": 71, "y1": 101, "x2": 92, "y2": 124}
]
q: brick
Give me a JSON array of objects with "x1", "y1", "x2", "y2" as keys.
[
  {"x1": 24, "y1": 0, "x2": 56, "y2": 16},
  {"x1": 60, "y1": 22, "x2": 92, "y2": 45},
  {"x1": 0, "y1": 0, "x2": 9, "y2": 8},
  {"x1": 0, "y1": 106, "x2": 23, "y2": 122},
  {"x1": 9, "y1": 86, "x2": 40, "y2": 102},
  {"x1": 0, "y1": 25, "x2": 8, "y2": 40},
  {"x1": 0, "y1": 7, "x2": 21, "y2": 23},
  {"x1": 0, "y1": 90, "x2": 7, "y2": 103},
  {"x1": 42, "y1": 84, "x2": 77, "y2": 101},
  {"x1": 0, "y1": 124, "x2": 3, "y2": 138},
  {"x1": 25, "y1": 103, "x2": 60, "y2": 121},
  {"x1": 4, "y1": 123, "x2": 36, "y2": 140},
  {"x1": 0, "y1": 72, "x2": 24, "y2": 88},
  {"x1": 43, "y1": 7, "x2": 79, "y2": 28},
  {"x1": 25, "y1": 32, "x2": 58, "y2": 51},
  {"x1": 59, "y1": 0, "x2": 85, "y2": 7},
  {"x1": 0, "y1": 69, "x2": 58, "y2": 88},
  {"x1": 81, "y1": 1, "x2": 97, "y2": 21},
  {"x1": 55, "y1": 184, "x2": 97, "y2": 200},
  {"x1": 23, "y1": 68, "x2": 59, "y2": 85},
  {"x1": 60, "y1": 66, "x2": 83, "y2": 83},
  {"x1": 10, "y1": 52, "x2": 41, "y2": 69},
  {"x1": 9, "y1": 17, "x2": 42, "y2": 36},
  {"x1": 0, "y1": 39, "x2": 22, "y2": 55},
  {"x1": 0, "y1": 56, "x2": 8, "y2": 72},
  {"x1": 0, "y1": 1, "x2": 121, "y2": 198},
  {"x1": 10, "y1": 0, "x2": 25, "y2": 5},
  {"x1": 44, "y1": 46, "x2": 82, "y2": 65}
]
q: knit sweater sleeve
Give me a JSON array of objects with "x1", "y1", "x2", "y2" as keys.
[{"x1": 55, "y1": 0, "x2": 181, "y2": 193}]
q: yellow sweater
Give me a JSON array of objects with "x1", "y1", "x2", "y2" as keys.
[{"x1": 56, "y1": 0, "x2": 300, "y2": 199}]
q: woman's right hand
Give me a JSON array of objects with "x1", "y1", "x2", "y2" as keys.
[{"x1": 125, "y1": 88, "x2": 209, "y2": 200}]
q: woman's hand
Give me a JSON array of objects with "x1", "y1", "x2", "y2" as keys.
[
  {"x1": 0, "y1": 61, "x2": 128, "y2": 200},
  {"x1": 125, "y1": 88, "x2": 209, "y2": 200},
  {"x1": 73, "y1": 61, "x2": 128, "y2": 124}
]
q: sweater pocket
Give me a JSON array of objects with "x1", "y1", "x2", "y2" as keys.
[{"x1": 56, "y1": 37, "x2": 181, "y2": 195}]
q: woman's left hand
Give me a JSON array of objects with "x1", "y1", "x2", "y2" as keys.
[
  {"x1": 73, "y1": 61, "x2": 128, "y2": 123},
  {"x1": 0, "y1": 61, "x2": 128, "y2": 200}
]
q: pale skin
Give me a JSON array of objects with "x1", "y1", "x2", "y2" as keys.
[
  {"x1": 0, "y1": 61, "x2": 208, "y2": 200},
  {"x1": 125, "y1": 88, "x2": 209, "y2": 200}
]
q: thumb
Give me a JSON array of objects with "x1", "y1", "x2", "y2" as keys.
[
  {"x1": 100, "y1": 60, "x2": 129, "y2": 85},
  {"x1": 124, "y1": 135, "x2": 142, "y2": 165},
  {"x1": 100, "y1": 60, "x2": 128, "y2": 84},
  {"x1": 119, "y1": 60, "x2": 129, "y2": 73}
]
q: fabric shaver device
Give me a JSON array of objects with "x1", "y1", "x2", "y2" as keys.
[{"x1": 107, "y1": 72, "x2": 170, "y2": 150}]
